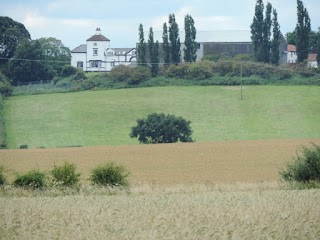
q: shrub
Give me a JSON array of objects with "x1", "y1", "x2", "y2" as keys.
[
  {"x1": 130, "y1": 112, "x2": 193, "y2": 144},
  {"x1": 186, "y1": 62, "x2": 213, "y2": 80},
  {"x1": 128, "y1": 66, "x2": 152, "y2": 85},
  {"x1": 280, "y1": 143, "x2": 320, "y2": 183},
  {"x1": 164, "y1": 64, "x2": 189, "y2": 79},
  {"x1": 109, "y1": 65, "x2": 131, "y2": 82},
  {"x1": 0, "y1": 165, "x2": 6, "y2": 185},
  {"x1": 14, "y1": 170, "x2": 46, "y2": 189},
  {"x1": 60, "y1": 65, "x2": 78, "y2": 77},
  {"x1": 0, "y1": 71, "x2": 13, "y2": 97},
  {"x1": 73, "y1": 70, "x2": 87, "y2": 81},
  {"x1": 90, "y1": 162, "x2": 129, "y2": 187},
  {"x1": 51, "y1": 162, "x2": 81, "y2": 187}
]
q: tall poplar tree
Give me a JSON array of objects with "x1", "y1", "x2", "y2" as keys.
[
  {"x1": 251, "y1": 0, "x2": 264, "y2": 62},
  {"x1": 262, "y1": 2, "x2": 272, "y2": 63},
  {"x1": 296, "y1": 0, "x2": 311, "y2": 63},
  {"x1": 317, "y1": 28, "x2": 320, "y2": 64},
  {"x1": 162, "y1": 22, "x2": 170, "y2": 65},
  {"x1": 184, "y1": 14, "x2": 197, "y2": 62},
  {"x1": 169, "y1": 14, "x2": 181, "y2": 64},
  {"x1": 137, "y1": 24, "x2": 146, "y2": 65},
  {"x1": 148, "y1": 27, "x2": 159, "y2": 76},
  {"x1": 271, "y1": 9, "x2": 281, "y2": 65}
]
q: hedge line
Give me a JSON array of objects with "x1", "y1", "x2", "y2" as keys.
[{"x1": 0, "y1": 94, "x2": 7, "y2": 149}]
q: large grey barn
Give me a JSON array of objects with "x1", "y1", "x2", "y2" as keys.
[{"x1": 139, "y1": 30, "x2": 288, "y2": 64}]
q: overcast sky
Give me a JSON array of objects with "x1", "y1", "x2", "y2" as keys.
[{"x1": 1, "y1": 0, "x2": 320, "y2": 50}]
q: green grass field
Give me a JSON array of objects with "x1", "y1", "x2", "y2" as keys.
[{"x1": 4, "y1": 85, "x2": 320, "y2": 148}]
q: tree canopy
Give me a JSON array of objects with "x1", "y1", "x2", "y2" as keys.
[
  {"x1": 130, "y1": 113, "x2": 193, "y2": 144},
  {"x1": 8, "y1": 40, "x2": 55, "y2": 84},
  {"x1": 0, "y1": 17, "x2": 31, "y2": 63}
]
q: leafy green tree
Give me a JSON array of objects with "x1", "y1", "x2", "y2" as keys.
[
  {"x1": 148, "y1": 27, "x2": 159, "y2": 76},
  {"x1": 286, "y1": 31, "x2": 297, "y2": 45},
  {"x1": 184, "y1": 14, "x2": 197, "y2": 63},
  {"x1": 8, "y1": 40, "x2": 55, "y2": 84},
  {"x1": 130, "y1": 112, "x2": 193, "y2": 144},
  {"x1": 0, "y1": 71, "x2": 13, "y2": 97},
  {"x1": 162, "y1": 22, "x2": 170, "y2": 65},
  {"x1": 296, "y1": 0, "x2": 311, "y2": 63},
  {"x1": 0, "y1": 17, "x2": 31, "y2": 63},
  {"x1": 137, "y1": 24, "x2": 147, "y2": 66},
  {"x1": 38, "y1": 37, "x2": 71, "y2": 76},
  {"x1": 262, "y1": 2, "x2": 272, "y2": 63},
  {"x1": 251, "y1": 0, "x2": 264, "y2": 62},
  {"x1": 169, "y1": 14, "x2": 181, "y2": 64},
  {"x1": 271, "y1": 9, "x2": 281, "y2": 65}
]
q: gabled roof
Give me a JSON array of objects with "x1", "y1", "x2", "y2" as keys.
[
  {"x1": 71, "y1": 44, "x2": 87, "y2": 53},
  {"x1": 287, "y1": 44, "x2": 296, "y2": 52},
  {"x1": 308, "y1": 53, "x2": 317, "y2": 62},
  {"x1": 87, "y1": 34, "x2": 110, "y2": 41},
  {"x1": 108, "y1": 48, "x2": 135, "y2": 56}
]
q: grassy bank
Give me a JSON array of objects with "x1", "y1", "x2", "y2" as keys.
[{"x1": 4, "y1": 85, "x2": 320, "y2": 148}]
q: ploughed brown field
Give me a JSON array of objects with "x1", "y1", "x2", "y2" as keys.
[{"x1": 1, "y1": 138, "x2": 319, "y2": 186}]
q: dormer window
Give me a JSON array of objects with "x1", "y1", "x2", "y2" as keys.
[{"x1": 93, "y1": 48, "x2": 98, "y2": 56}]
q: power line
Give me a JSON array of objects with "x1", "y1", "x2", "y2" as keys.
[{"x1": 0, "y1": 57, "x2": 70, "y2": 63}]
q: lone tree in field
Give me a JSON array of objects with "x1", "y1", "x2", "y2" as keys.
[{"x1": 130, "y1": 113, "x2": 193, "y2": 144}]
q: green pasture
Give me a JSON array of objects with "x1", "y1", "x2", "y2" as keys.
[{"x1": 4, "y1": 85, "x2": 320, "y2": 148}]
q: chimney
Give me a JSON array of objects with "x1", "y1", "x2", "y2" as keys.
[{"x1": 95, "y1": 28, "x2": 101, "y2": 35}]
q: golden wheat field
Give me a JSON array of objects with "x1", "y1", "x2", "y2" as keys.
[
  {"x1": 1, "y1": 138, "x2": 320, "y2": 239},
  {"x1": 1, "y1": 138, "x2": 320, "y2": 185},
  {"x1": 0, "y1": 184, "x2": 320, "y2": 239}
]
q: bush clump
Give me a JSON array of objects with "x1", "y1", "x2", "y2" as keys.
[
  {"x1": 90, "y1": 162, "x2": 130, "y2": 187},
  {"x1": 109, "y1": 65, "x2": 151, "y2": 84},
  {"x1": 14, "y1": 170, "x2": 46, "y2": 189},
  {"x1": 280, "y1": 143, "x2": 320, "y2": 183},
  {"x1": 60, "y1": 65, "x2": 79, "y2": 77},
  {"x1": 130, "y1": 112, "x2": 193, "y2": 144},
  {"x1": 0, "y1": 165, "x2": 7, "y2": 185},
  {"x1": 0, "y1": 71, "x2": 13, "y2": 97},
  {"x1": 51, "y1": 162, "x2": 81, "y2": 187}
]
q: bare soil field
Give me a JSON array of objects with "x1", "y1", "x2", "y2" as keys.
[{"x1": 1, "y1": 138, "x2": 319, "y2": 185}]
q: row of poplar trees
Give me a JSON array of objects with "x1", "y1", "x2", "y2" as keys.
[
  {"x1": 250, "y1": 0, "x2": 280, "y2": 65},
  {"x1": 251, "y1": 0, "x2": 318, "y2": 64},
  {"x1": 137, "y1": 14, "x2": 197, "y2": 76}
]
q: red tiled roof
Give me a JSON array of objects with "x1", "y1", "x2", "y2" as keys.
[
  {"x1": 308, "y1": 54, "x2": 317, "y2": 62},
  {"x1": 287, "y1": 44, "x2": 296, "y2": 52}
]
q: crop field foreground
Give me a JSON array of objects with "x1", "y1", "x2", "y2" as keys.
[
  {"x1": 1, "y1": 186, "x2": 320, "y2": 239},
  {"x1": 1, "y1": 138, "x2": 320, "y2": 185}
]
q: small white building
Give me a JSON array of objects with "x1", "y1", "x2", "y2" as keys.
[
  {"x1": 286, "y1": 44, "x2": 298, "y2": 64},
  {"x1": 308, "y1": 54, "x2": 318, "y2": 68},
  {"x1": 71, "y1": 28, "x2": 136, "y2": 72}
]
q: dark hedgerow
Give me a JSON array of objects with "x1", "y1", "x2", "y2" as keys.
[
  {"x1": 90, "y1": 162, "x2": 130, "y2": 187},
  {"x1": 14, "y1": 170, "x2": 46, "y2": 189},
  {"x1": 280, "y1": 143, "x2": 320, "y2": 183},
  {"x1": 130, "y1": 112, "x2": 193, "y2": 144}
]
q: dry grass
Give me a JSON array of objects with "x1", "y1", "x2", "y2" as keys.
[
  {"x1": 0, "y1": 183, "x2": 319, "y2": 239},
  {"x1": 1, "y1": 139, "x2": 320, "y2": 185}
]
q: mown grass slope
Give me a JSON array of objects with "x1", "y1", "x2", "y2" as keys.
[{"x1": 4, "y1": 85, "x2": 320, "y2": 148}]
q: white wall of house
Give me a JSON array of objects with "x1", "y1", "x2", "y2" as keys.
[
  {"x1": 287, "y1": 51, "x2": 297, "y2": 64},
  {"x1": 308, "y1": 61, "x2": 318, "y2": 68},
  {"x1": 71, "y1": 53, "x2": 86, "y2": 71}
]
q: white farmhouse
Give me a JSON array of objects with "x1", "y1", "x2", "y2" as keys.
[{"x1": 71, "y1": 28, "x2": 136, "y2": 72}]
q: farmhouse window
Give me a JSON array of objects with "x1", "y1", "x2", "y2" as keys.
[
  {"x1": 107, "y1": 52, "x2": 114, "y2": 56},
  {"x1": 90, "y1": 60, "x2": 101, "y2": 68},
  {"x1": 77, "y1": 61, "x2": 83, "y2": 68},
  {"x1": 93, "y1": 48, "x2": 98, "y2": 56},
  {"x1": 111, "y1": 61, "x2": 115, "y2": 66}
]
